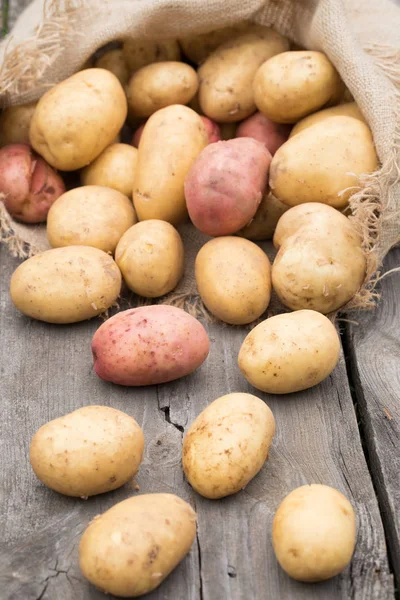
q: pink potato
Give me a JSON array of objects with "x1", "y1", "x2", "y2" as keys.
[
  {"x1": 184, "y1": 137, "x2": 271, "y2": 236},
  {"x1": 200, "y1": 117, "x2": 221, "y2": 144},
  {"x1": 0, "y1": 143, "x2": 65, "y2": 223},
  {"x1": 236, "y1": 112, "x2": 291, "y2": 155},
  {"x1": 92, "y1": 305, "x2": 210, "y2": 386}
]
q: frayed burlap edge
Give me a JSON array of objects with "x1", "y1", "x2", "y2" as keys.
[{"x1": 0, "y1": 198, "x2": 43, "y2": 258}]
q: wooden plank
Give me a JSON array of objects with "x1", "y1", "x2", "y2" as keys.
[
  {"x1": 347, "y1": 247, "x2": 400, "y2": 583},
  {"x1": 0, "y1": 244, "x2": 395, "y2": 599}
]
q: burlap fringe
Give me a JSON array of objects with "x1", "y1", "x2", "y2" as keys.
[{"x1": 0, "y1": 199, "x2": 42, "y2": 258}]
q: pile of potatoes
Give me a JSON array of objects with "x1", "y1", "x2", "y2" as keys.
[{"x1": 0, "y1": 21, "x2": 375, "y2": 597}]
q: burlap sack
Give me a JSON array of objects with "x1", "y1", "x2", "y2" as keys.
[{"x1": 1, "y1": 0, "x2": 399, "y2": 315}]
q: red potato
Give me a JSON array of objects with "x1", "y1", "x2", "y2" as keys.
[
  {"x1": 92, "y1": 306, "x2": 210, "y2": 386},
  {"x1": 0, "y1": 143, "x2": 65, "y2": 223},
  {"x1": 236, "y1": 112, "x2": 291, "y2": 155},
  {"x1": 200, "y1": 117, "x2": 221, "y2": 144},
  {"x1": 184, "y1": 138, "x2": 271, "y2": 236}
]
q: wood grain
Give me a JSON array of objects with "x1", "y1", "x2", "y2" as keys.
[{"x1": 347, "y1": 247, "x2": 400, "y2": 584}]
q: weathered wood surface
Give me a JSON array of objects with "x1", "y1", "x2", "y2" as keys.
[
  {"x1": 347, "y1": 247, "x2": 400, "y2": 584},
  {"x1": 0, "y1": 243, "x2": 395, "y2": 599}
]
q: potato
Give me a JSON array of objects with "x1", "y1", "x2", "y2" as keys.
[
  {"x1": 95, "y1": 49, "x2": 130, "y2": 86},
  {"x1": 29, "y1": 69, "x2": 127, "y2": 171},
  {"x1": 79, "y1": 493, "x2": 196, "y2": 597},
  {"x1": 236, "y1": 112, "x2": 291, "y2": 155},
  {"x1": 123, "y1": 38, "x2": 181, "y2": 71},
  {"x1": 133, "y1": 105, "x2": 208, "y2": 224},
  {"x1": 238, "y1": 310, "x2": 340, "y2": 394},
  {"x1": 92, "y1": 306, "x2": 209, "y2": 386},
  {"x1": 185, "y1": 138, "x2": 271, "y2": 236},
  {"x1": 270, "y1": 116, "x2": 378, "y2": 209},
  {"x1": 131, "y1": 123, "x2": 145, "y2": 148},
  {"x1": 183, "y1": 393, "x2": 275, "y2": 499},
  {"x1": 30, "y1": 406, "x2": 144, "y2": 497},
  {"x1": 219, "y1": 122, "x2": 237, "y2": 140},
  {"x1": 253, "y1": 51, "x2": 344, "y2": 124},
  {"x1": 271, "y1": 204, "x2": 366, "y2": 313},
  {"x1": 238, "y1": 190, "x2": 289, "y2": 241},
  {"x1": 0, "y1": 102, "x2": 37, "y2": 146},
  {"x1": 198, "y1": 27, "x2": 289, "y2": 122},
  {"x1": 273, "y1": 484, "x2": 356, "y2": 581},
  {"x1": 179, "y1": 22, "x2": 250, "y2": 64},
  {"x1": 289, "y1": 102, "x2": 366, "y2": 138},
  {"x1": 200, "y1": 116, "x2": 221, "y2": 143},
  {"x1": 10, "y1": 246, "x2": 121, "y2": 324},
  {"x1": 115, "y1": 220, "x2": 184, "y2": 298},
  {"x1": 195, "y1": 237, "x2": 271, "y2": 324},
  {"x1": 81, "y1": 143, "x2": 138, "y2": 197},
  {"x1": 0, "y1": 143, "x2": 65, "y2": 223},
  {"x1": 47, "y1": 186, "x2": 136, "y2": 253},
  {"x1": 127, "y1": 62, "x2": 198, "y2": 118}
]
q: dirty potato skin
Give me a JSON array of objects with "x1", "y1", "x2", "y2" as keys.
[
  {"x1": 123, "y1": 38, "x2": 181, "y2": 71},
  {"x1": 272, "y1": 484, "x2": 356, "y2": 582},
  {"x1": 0, "y1": 103, "x2": 37, "y2": 146},
  {"x1": 95, "y1": 49, "x2": 130, "y2": 86},
  {"x1": 29, "y1": 69, "x2": 127, "y2": 171},
  {"x1": 238, "y1": 310, "x2": 340, "y2": 394},
  {"x1": 183, "y1": 393, "x2": 275, "y2": 499},
  {"x1": 79, "y1": 493, "x2": 197, "y2": 597},
  {"x1": 92, "y1": 306, "x2": 210, "y2": 386},
  {"x1": 289, "y1": 101, "x2": 366, "y2": 137},
  {"x1": 30, "y1": 406, "x2": 144, "y2": 497},
  {"x1": 115, "y1": 220, "x2": 184, "y2": 297},
  {"x1": 10, "y1": 246, "x2": 121, "y2": 324},
  {"x1": 195, "y1": 237, "x2": 271, "y2": 325},
  {"x1": 238, "y1": 190, "x2": 289, "y2": 241}
]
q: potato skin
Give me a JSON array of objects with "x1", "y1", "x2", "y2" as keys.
[
  {"x1": 273, "y1": 484, "x2": 356, "y2": 582},
  {"x1": 81, "y1": 143, "x2": 138, "y2": 197},
  {"x1": 30, "y1": 406, "x2": 144, "y2": 497},
  {"x1": 200, "y1": 116, "x2": 221, "y2": 143},
  {"x1": 0, "y1": 143, "x2": 65, "y2": 223},
  {"x1": 238, "y1": 190, "x2": 289, "y2": 241},
  {"x1": 270, "y1": 116, "x2": 378, "y2": 209},
  {"x1": 133, "y1": 105, "x2": 208, "y2": 224},
  {"x1": 185, "y1": 138, "x2": 271, "y2": 236},
  {"x1": 127, "y1": 62, "x2": 198, "y2": 118},
  {"x1": 29, "y1": 69, "x2": 127, "y2": 170},
  {"x1": 0, "y1": 103, "x2": 37, "y2": 146},
  {"x1": 179, "y1": 23, "x2": 250, "y2": 64},
  {"x1": 115, "y1": 220, "x2": 184, "y2": 297},
  {"x1": 47, "y1": 185, "x2": 136, "y2": 253},
  {"x1": 238, "y1": 310, "x2": 340, "y2": 394},
  {"x1": 236, "y1": 112, "x2": 291, "y2": 155},
  {"x1": 195, "y1": 237, "x2": 271, "y2": 325},
  {"x1": 123, "y1": 38, "x2": 181, "y2": 71},
  {"x1": 95, "y1": 49, "x2": 130, "y2": 86},
  {"x1": 289, "y1": 102, "x2": 366, "y2": 138},
  {"x1": 183, "y1": 393, "x2": 275, "y2": 499},
  {"x1": 79, "y1": 493, "x2": 196, "y2": 597},
  {"x1": 198, "y1": 27, "x2": 289, "y2": 122},
  {"x1": 10, "y1": 246, "x2": 121, "y2": 324},
  {"x1": 253, "y1": 51, "x2": 344, "y2": 124},
  {"x1": 92, "y1": 306, "x2": 210, "y2": 386}
]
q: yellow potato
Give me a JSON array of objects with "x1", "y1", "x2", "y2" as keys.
[
  {"x1": 238, "y1": 191, "x2": 289, "y2": 241},
  {"x1": 47, "y1": 186, "x2": 136, "y2": 253},
  {"x1": 179, "y1": 22, "x2": 250, "y2": 64},
  {"x1": 115, "y1": 220, "x2": 184, "y2": 297},
  {"x1": 30, "y1": 406, "x2": 144, "y2": 497},
  {"x1": 123, "y1": 38, "x2": 181, "y2": 71},
  {"x1": 29, "y1": 69, "x2": 127, "y2": 171},
  {"x1": 271, "y1": 203, "x2": 366, "y2": 313},
  {"x1": 273, "y1": 484, "x2": 356, "y2": 581},
  {"x1": 127, "y1": 61, "x2": 198, "y2": 118},
  {"x1": 81, "y1": 143, "x2": 138, "y2": 197},
  {"x1": 270, "y1": 116, "x2": 378, "y2": 209},
  {"x1": 195, "y1": 237, "x2": 271, "y2": 325},
  {"x1": 133, "y1": 105, "x2": 208, "y2": 224},
  {"x1": 0, "y1": 102, "x2": 37, "y2": 146},
  {"x1": 183, "y1": 392, "x2": 275, "y2": 499},
  {"x1": 253, "y1": 51, "x2": 344, "y2": 124},
  {"x1": 238, "y1": 310, "x2": 340, "y2": 394},
  {"x1": 198, "y1": 27, "x2": 289, "y2": 122},
  {"x1": 290, "y1": 102, "x2": 366, "y2": 137},
  {"x1": 95, "y1": 49, "x2": 130, "y2": 86},
  {"x1": 10, "y1": 246, "x2": 121, "y2": 324},
  {"x1": 79, "y1": 493, "x2": 196, "y2": 597}
]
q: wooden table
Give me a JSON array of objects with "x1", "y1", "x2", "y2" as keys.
[{"x1": 1, "y1": 2, "x2": 400, "y2": 599}]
